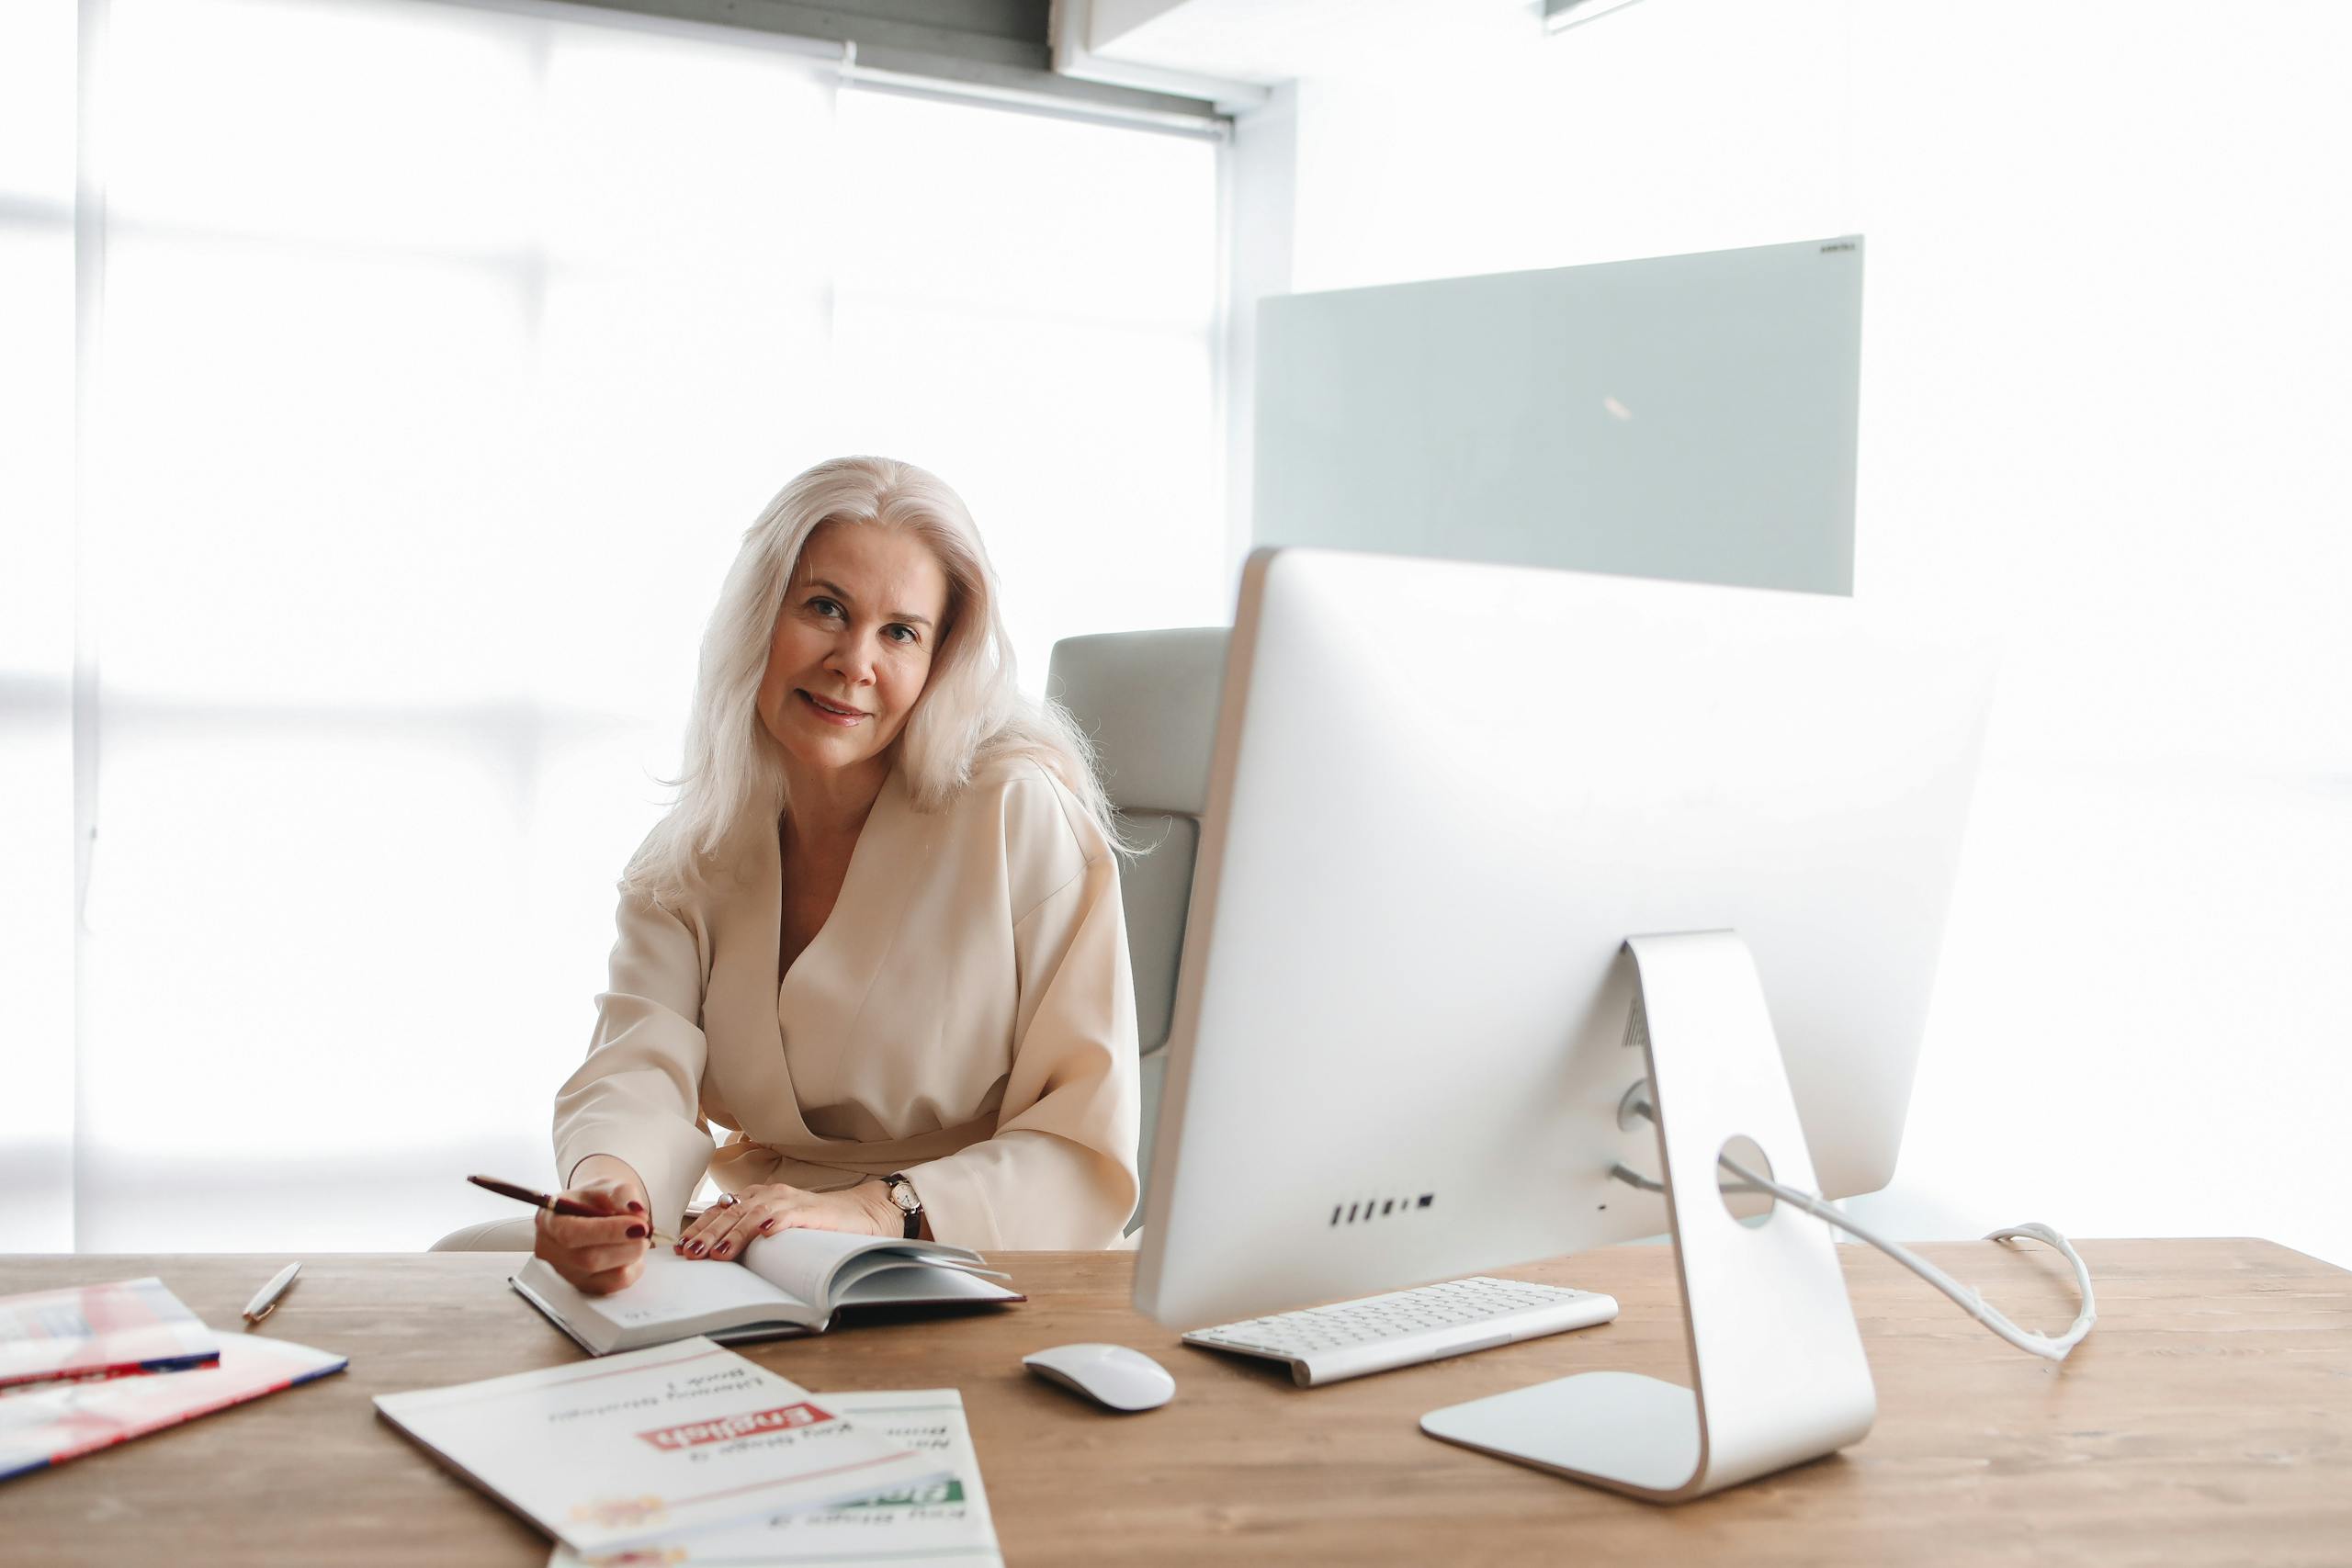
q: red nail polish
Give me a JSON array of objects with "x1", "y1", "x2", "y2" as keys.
[
  {"x1": 627, "y1": 1224, "x2": 647, "y2": 1240},
  {"x1": 627, "y1": 1201, "x2": 645, "y2": 1214}
]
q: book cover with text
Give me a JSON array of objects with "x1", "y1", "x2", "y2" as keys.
[{"x1": 375, "y1": 1337, "x2": 947, "y2": 1555}]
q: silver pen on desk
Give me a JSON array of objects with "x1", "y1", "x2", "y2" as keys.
[{"x1": 242, "y1": 1261, "x2": 302, "y2": 1325}]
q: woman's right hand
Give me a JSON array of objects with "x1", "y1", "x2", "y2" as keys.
[{"x1": 532, "y1": 1156, "x2": 652, "y2": 1295}]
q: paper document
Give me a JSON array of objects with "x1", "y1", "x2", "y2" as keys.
[
  {"x1": 0, "y1": 1277, "x2": 220, "y2": 1393},
  {"x1": 373, "y1": 1338, "x2": 947, "y2": 1555},
  {"x1": 1, "y1": 1335, "x2": 345, "y2": 1482},
  {"x1": 547, "y1": 1388, "x2": 1002, "y2": 1567}
]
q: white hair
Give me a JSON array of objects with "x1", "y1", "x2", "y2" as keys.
[{"x1": 622, "y1": 455, "x2": 1121, "y2": 908}]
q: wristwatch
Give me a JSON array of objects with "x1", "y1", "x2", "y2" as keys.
[{"x1": 883, "y1": 1174, "x2": 923, "y2": 1240}]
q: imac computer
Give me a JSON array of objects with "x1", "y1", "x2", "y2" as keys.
[{"x1": 1131, "y1": 546, "x2": 1996, "y2": 1502}]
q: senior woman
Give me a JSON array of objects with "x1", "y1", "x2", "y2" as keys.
[{"x1": 534, "y1": 456, "x2": 1139, "y2": 1296}]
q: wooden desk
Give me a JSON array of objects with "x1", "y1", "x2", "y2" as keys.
[{"x1": 4, "y1": 1239, "x2": 2346, "y2": 1565}]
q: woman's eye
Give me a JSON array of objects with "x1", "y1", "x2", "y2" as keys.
[
  {"x1": 808, "y1": 597, "x2": 842, "y2": 619},
  {"x1": 886, "y1": 625, "x2": 920, "y2": 645}
]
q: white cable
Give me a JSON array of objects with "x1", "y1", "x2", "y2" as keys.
[
  {"x1": 1713, "y1": 1153, "x2": 2097, "y2": 1362},
  {"x1": 1611, "y1": 1089, "x2": 2097, "y2": 1362}
]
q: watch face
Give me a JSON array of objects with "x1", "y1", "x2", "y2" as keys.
[{"x1": 890, "y1": 1181, "x2": 920, "y2": 1213}]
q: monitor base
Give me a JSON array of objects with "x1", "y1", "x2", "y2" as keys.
[{"x1": 1421, "y1": 930, "x2": 1877, "y2": 1503}]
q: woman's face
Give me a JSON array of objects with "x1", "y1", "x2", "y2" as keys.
[{"x1": 755, "y1": 522, "x2": 952, "y2": 786}]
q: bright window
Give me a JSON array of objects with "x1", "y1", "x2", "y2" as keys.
[{"x1": 2, "y1": 0, "x2": 1224, "y2": 1251}]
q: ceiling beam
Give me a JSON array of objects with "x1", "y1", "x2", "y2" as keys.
[{"x1": 537, "y1": 0, "x2": 1226, "y2": 125}]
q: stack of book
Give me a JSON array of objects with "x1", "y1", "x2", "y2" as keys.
[
  {"x1": 0, "y1": 1277, "x2": 347, "y2": 1482},
  {"x1": 377, "y1": 1338, "x2": 1004, "y2": 1566}
]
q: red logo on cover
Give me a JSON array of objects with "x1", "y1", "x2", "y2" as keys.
[{"x1": 637, "y1": 1402, "x2": 832, "y2": 1450}]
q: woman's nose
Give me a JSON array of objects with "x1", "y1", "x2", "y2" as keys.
[{"x1": 826, "y1": 632, "x2": 878, "y2": 682}]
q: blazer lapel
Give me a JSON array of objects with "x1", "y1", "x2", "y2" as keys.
[
  {"x1": 777, "y1": 767, "x2": 938, "y2": 1108},
  {"x1": 706, "y1": 767, "x2": 940, "y2": 1164},
  {"x1": 701, "y1": 804, "x2": 818, "y2": 1149}
]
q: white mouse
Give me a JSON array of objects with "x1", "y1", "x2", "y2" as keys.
[{"x1": 1022, "y1": 1343, "x2": 1176, "y2": 1412}]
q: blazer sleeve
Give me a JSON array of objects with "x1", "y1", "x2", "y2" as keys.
[
  {"x1": 903, "y1": 818, "x2": 1143, "y2": 1250},
  {"x1": 552, "y1": 888, "x2": 719, "y2": 1234}
]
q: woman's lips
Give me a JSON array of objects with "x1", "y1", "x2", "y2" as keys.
[{"x1": 797, "y1": 690, "x2": 868, "y2": 727}]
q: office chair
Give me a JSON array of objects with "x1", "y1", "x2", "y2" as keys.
[{"x1": 1044, "y1": 627, "x2": 1229, "y2": 1233}]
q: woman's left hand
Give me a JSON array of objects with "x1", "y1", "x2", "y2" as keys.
[{"x1": 676, "y1": 1180, "x2": 899, "y2": 1259}]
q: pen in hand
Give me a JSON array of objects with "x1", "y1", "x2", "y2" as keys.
[{"x1": 467, "y1": 1175, "x2": 676, "y2": 1245}]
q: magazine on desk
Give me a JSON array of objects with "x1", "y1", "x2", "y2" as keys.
[
  {"x1": 0, "y1": 1277, "x2": 220, "y2": 1393},
  {"x1": 512, "y1": 1228, "x2": 1023, "y2": 1357},
  {"x1": 546, "y1": 1388, "x2": 1001, "y2": 1568},
  {"x1": 373, "y1": 1338, "x2": 950, "y2": 1557},
  {"x1": 1, "y1": 1336, "x2": 346, "y2": 1483}
]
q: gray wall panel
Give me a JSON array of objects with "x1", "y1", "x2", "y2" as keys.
[{"x1": 1254, "y1": 237, "x2": 1863, "y2": 595}]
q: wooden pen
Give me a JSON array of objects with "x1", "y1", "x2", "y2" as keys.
[{"x1": 466, "y1": 1175, "x2": 676, "y2": 1243}]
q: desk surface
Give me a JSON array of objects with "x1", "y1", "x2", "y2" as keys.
[{"x1": 4, "y1": 1239, "x2": 2346, "y2": 1566}]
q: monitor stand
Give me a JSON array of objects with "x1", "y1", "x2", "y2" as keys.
[{"x1": 1419, "y1": 930, "x2": 1877, "y2": 1502}]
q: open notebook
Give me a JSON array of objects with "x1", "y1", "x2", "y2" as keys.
[{"x1": 512, "y1": 1229, "x2": 1022, "y2": 1356}]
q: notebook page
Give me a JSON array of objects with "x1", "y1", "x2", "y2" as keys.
[
  {"x1": 513, "y1": 1255, "x2": 815, "y2": 1350},
  {"x1": 595, "y1": 1253, "x2": 813, "y2": 1329},
  {"x1": 737, "y1": 1229, "x2": 901, "y2": 1311}
]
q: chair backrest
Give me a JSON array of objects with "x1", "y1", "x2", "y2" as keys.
[{"x1": 1046, "y1": 627, "x2": 1228, "y2": 1227}]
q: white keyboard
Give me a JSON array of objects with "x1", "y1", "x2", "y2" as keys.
[{"x1": 1182, "y1": 1276, "x2": 1619, "y2": 1387}]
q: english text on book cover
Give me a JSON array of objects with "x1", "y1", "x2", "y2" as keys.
[{"x1": 373, "y1": 1337, "x2": 948, "y2": 1555}]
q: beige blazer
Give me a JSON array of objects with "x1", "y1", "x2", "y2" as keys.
[{"x1": 554, "y1": 760, "x2": 1141, "y2": 1249}]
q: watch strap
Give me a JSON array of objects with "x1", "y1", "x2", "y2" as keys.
[{"x1": 885, "y1": 1173, "x2": 922, "y2": 1240}]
